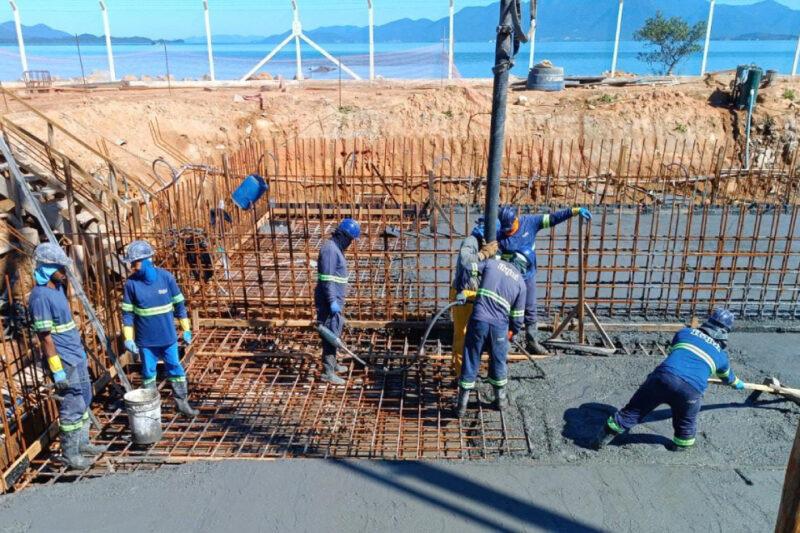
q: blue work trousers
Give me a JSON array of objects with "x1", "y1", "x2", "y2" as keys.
[
  {"x1": 141, "y1": 342, "x2": 186, "y2": 386},
  {"x1": 459, "y1": 319, "x2": 509, "y2": 389},
  {"x1": 59, "y1": 358, "x2": 92, "y2": 433},
  {"x1": 317, "y1": 308, "x2": 344, "y2": 374},
  {"x1": 610, "y1": 370, "x2": 702, "y2": 447},
  {"x1": 524, "y1": 274, "x2": 537, "y2": 326}
]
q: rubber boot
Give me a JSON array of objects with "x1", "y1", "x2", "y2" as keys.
[
  {"x1": 321, "y1": 353, "x2": 346, "y2": 385},
  {"x1": 526, "y1": 325, "x2": 551, "y2": 356},
  {"x1": 171, "y1": 379, "x2": 200, "y2": 417},
  {"x1": 143, "y1": 380, "x2": 157, "y2": 391},
  {"x1": 60, "y1": 429, "x2": 90, "y2": 470},
  {"x1": 335, "y1": 364, "x2": 348, "y2": 374},
  {"x1": 79, "y1": 418, "x2": 108, "y2": 456},
  {"x1": 591, "y1": 424, "x2": 618, "y2": 450},
  {"x1": 670, "y1": 442, "x2": 693, "y2": 453},
  {"x1": 456, "y1": 387, "x2": 471, "y2": 418},
  {"x1": 493, "y1": 386, "x2": 508, "y2": 411}
]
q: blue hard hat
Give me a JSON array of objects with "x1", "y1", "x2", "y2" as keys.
[
  {"x1": 499, "y1": 205, "x2": 518, "y2": 233},
  {"x1": 34, "y1": 242, "x2": 72, "y2": 267},
  {"x1": 337, "y1": 218, "x2": 361, "y2": 240},
  {"x1": 706, "y1": 308, "x2": 735, "y2": 332},
  {"x1": 471, "y1": 216, "x2": 500, "y2": 240},
  {"x1": 122, "y1": 240, "x2": 155, "y2": 264}
]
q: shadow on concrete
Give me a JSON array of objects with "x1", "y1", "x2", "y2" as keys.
[{"x1": 333, "y1": 459, "x2": 604, "y2": 533}]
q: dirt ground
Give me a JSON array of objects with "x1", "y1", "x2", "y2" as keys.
[
  {"x1": 3, "y1": 75, "x2": 799, "y2": 185},
  {"x1": 0, "y1": 330, "x2": 796, "y2": 532}
]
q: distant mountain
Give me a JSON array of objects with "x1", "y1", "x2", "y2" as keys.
[{"x1": 0, "y1": 20, "x2": 182, "y2": 45}]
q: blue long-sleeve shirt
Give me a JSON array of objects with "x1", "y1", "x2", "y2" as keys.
[
  {"x1": 122, "y1": 268, "x2": 187, "y2": 348},
  {"x1": 29, "y1": 285, "x2": 86, "y2": 365},
  {"x1": 314, "y1": 237, "x2": 349, "y2": 311},
  {"x1": 498, "y1": 208, "x2": 575, "y2": 272},
  {"x1": 471, "y1": 259, "x2": 527, "y2": 334},
  {"x1": 452, "y1": 235, "x2": 481, "y2": 292},
  {"x1": 656, "y1": 327, "x2": 739, "y2": 394}
]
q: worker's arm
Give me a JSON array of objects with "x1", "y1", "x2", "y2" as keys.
[
  {"x1": 121, "y1": 281, "x2": 139, "y2": 354},
  {"x1": 458, "y1": 236, "x2": 481, "y2": 280},
  {"x1": 509, "y1": 281, "x2": 527, "y2": 335},
  {"x1": 167, "y1": 272, "x2": 192, "y2": 342},
  {"x1": 715, "y1": 351, "x2": 743, "y2": 388}
]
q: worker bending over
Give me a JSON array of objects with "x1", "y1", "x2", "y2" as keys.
[
  {"x1": 29, "y1": 243, "x2": 105, "y2": 469},
  {"x1": 315, "y1": 218, "x2": 361, "y2": 385},
  {"x1": 497, "y1": 205, "x2": 592, "y2": 355},
  {"x1": 121, "y1": 240, "x2": 199, "y2": 417},
  {"x1": 593, "y1": 309, "x2": 744, "y2": 451},
  {"x1": 456, "y1": 249, "x2": 533, "y2": 417},
  {"x1": 450, "y1": 216, "x2": 499, "y2": 377}
]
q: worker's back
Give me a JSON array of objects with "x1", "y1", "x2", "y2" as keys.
[
  {"x1": 471, "y1": 259, "x2": 526, "y2": 330},
  {"x1": 657, "y1": 327, "x2": 732, "y2": 394}
]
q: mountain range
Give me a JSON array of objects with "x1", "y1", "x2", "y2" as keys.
[{"x1": 2, "y1": 0, "x2": 799, "y2": 46}]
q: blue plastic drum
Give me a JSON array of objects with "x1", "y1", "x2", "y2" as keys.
[{"x1": 232, "y1": 174, "x2": 269, "y2": 210}]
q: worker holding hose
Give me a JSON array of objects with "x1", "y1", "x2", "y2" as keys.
[
  {"x1": 450, "y1": 216, "x2": 500, "y2": 377},
  {"x1": 497, "y1": 205, "x2": 593, "y2": 355},
  {"x1": 592, "y1": 308, "x2": 745, "y2": 451},
  {"x1": 29, "y1": 243, "x2": 106, "y2": 470},
  {"x1": 315, "y1": 218, "x2": 361, "y2": 385},
  {"x1": 120, "y1": 240, "x2": 200, "y2": 417},
  {"x1": 456, "y1": 249, "x2": 533, "y2": 417}
]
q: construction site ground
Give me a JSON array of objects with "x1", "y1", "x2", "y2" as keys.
[
  {"x1": 0, "y1": 330, "x2": 797, "y2": 532},
  {"x1": 3, "y1": 74, "x2": 799, "y2": 183}
]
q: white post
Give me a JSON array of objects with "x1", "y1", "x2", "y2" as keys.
[
  {"x1": 610, "y1": 0, "x2": 624, "y2": 76},
  {"x1": 793, "y1": 32, "x2": 800, "y2": 76},
  {"x1": 292, "y1": 0, "x2": 303, "y2": 81},
  {"x1": 528, "y1": 0, "x2": 537, "y2": 70},
  {"x1": 448, "y1": 0, "x2": 455, "y2": 80},
  {"x1": 8, "y1": 1, "x2": 27, "y2": 73},
  {"x1": 367, "y1": 0, "x2": 375, "y2": 81},
  {"x1": 203, "y1": 0, "x2": 216, "y2": 81},
  {"x1": 99, "y1": 1, "x2": 116, "y2": 81},
  {"x1": 700, "y1": 0, "x2": 715, "y2": 76}
]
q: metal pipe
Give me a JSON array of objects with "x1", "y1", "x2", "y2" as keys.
[
  {"x1": 528, "y1": 0, "x2": 537, "y2": 71},
  {"x1": 610, "y1": 0, "x2": 624, "y2": 77},
  {"x1": 793, "y1": 31, "x2": 800, "y2": 76},
  {"x1": 99, "y1": 0, "x2": 116, "y2": 82},
  {"x1": 8, "y1": 1, "x2": 27, "y2": 73},
  {"x1": 448, "y1": 0, "x2": 455, "y2": 80},
  {"x1": 701, "y1": 0, "x2": 715, "y2": 76},
  {"x1": 367, "y1": 0, "x2": 375, "y2": 81},
  {"x1": 203, "y1": 0, "x2": 216, "y2": 81},
  {"x1": 293, "y1": 0, "x2": 303, "y2": 81}
]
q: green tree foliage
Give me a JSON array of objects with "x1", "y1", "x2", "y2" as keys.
[{"x1": 634, "y1": 11, "x2": 706, "y2": 75}]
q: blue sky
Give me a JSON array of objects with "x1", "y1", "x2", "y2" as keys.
[{"x1": 1, "y1": 0, "x2": 800, "y2": 40}]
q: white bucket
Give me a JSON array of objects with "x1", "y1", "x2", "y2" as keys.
[{"x1": 124, "y1": 388, "x2": 163, "y2": 445}]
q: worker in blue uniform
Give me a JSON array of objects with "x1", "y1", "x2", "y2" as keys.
[
  {"x1": 315, "y1": 218, "x2": 361, "y2": 386},
  {"x1": 450, "y1": 216, "x2": 499, "y2": 377},
  {"x1": 497, "y1": 205, "x2": 593, "y2": 355},
  {"x1": 456, "y1": 248, "x2": 533, "y2": 417},
  {"x1": 592, "y1": 309, "x2": 745, "y2": 451},
  {"x1": 29, "y1": 243, "x2": 105, "y2": 470},
  {"x1": 121, "y1": 240, "x2": 199, "y2": 417}
]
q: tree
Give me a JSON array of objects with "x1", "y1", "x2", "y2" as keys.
[{"x1": 634, "y1": 11, "x2": 706, "y2": 75}]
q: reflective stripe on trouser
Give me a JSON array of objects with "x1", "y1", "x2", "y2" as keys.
[
  {"x1": 524, "y1": 274, "x2": 537, "y2": 326},
  {"x1": 449, "y1": 287, "x2": 475, "y2": 378},
  {"x1": 318, "y1": 308, "x2": 344, "y2": 375},
  {"x1": 612, "y1": 370, "x2": 702, "y2": 445},
  {"x1": 140, "y1": 342, "x2": 186, "y2": 384},
  {"x1": 58, "y1": 359, "x2": 93, "y2": 433},
  {"x1": 459, "y1": 319, "x2": 509, "y2": 390}
]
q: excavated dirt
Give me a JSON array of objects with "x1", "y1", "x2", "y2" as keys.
[
  {"x1": 0, "y1": 331, "x2": 796, "y2": 531},
  {"x1": 3, "y1": 75, "x2": 799, "y2": 185}
]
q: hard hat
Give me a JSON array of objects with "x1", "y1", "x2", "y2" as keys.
[
  {"x1": 122, "y1": 240, "x2": 155, "y2": 264},
  {"x1": 337, "y1": 218, "x2": 361, "y2": 240},
  {"x1": 471, "y1": 216, "x2": 500, "y2": 240},
  {"x1": 499, "y1": 205, "x2": 518, "y2": 234},
  {"x1": 33, "y1": 242, "x2": 72, "y2": 267}
]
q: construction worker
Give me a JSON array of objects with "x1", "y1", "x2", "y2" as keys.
[
  {"x1": 592, "y1": 308, "x2": 745, "y2": 451},
  {"x1": 315, "y1": 218, "x2": 361, "y2": 385},
  {"x1": 456, "y1": 248, "x2": 533, "y2": 417},
  {"x1": 497, "y1": 205, "x2": 593, "y2": 355},
  {"x1": 121, "y1": 240, "x2": 199, "y2": 417},
  {"x1": 450, "y1": 216, "x2": 499, "y2": 377},
  {"x1": 29, "y1": 243, "x2": 105, "y2": 470}
]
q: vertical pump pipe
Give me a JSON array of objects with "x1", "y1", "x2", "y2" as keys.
[
  {"x1": 610, "y1": 0, "x2": 624, "y2": 77},
  {"x1": 99, "y1": 0, "x2": 116, "y2": 82},
  {"x1": 700, "y1": 0, "x2": 716, "y2": 76},
  {"x1": 203, "y1": 0, "x2": 216, "y2": 81},
  {"x1": 484, "y1": 0, "x2": 526, "y2": 240},
  {"x1": 8, "y1": 1, "x2": 28, "y2": 73},
  {"x1": 528, "y1": 0, "x2": 537, "y2": 70}
]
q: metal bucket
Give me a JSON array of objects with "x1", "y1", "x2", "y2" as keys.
[{"x1": 124, "y1": 388, "x2": 162, "y2": 445}]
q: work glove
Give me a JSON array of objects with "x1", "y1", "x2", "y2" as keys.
[
  {"x1": 53, "y1": 370, "x2": 69, "y2": 392},
  {"x1": 330, "y1": 301, "x2": 342, "y2": 314},
  {"x1": 731, "y1": 378, "x2": 745, "y2": 391},
  {"x1": 576, "y1": 207, "x2": 592, "y2": 221},
  {"x1": 124, "y1": 339, "x2": 139, "y2": 355},
  {"x1": 183, "y1": 330, "x2": 193, "y2": 345},
  {"x1": 478, "y1": 240, "x2": 499, "y2": 260},
  {"x1": 455, "y1": 292, "x2": 467, "y2": 305}
]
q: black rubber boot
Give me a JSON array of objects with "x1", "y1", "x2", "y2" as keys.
[
  {"x1": 60, "y1": 429, "x2": 90, "y2": 470},
  {"x1": 335, "y1": 364, "x2": 348, "y2": 374},
  {"x1": 493, "y1": 386, "x2": 508, "y2": 411},
  {"x1": 591, "y1": 424, "x2": 618, "y2": 450},
  {"x1": 143, "y1": 380, "x2": 157, "y2": 391},
  {"x1": 321, "y1": 373, "x2": 346, "y2": 385},
  {"x1": 456, "y1": 387, "x2": 471, "y2": 418},
  {"x1": 525, "y1": 325, "x2": 551, "y2": 355},
  {"x1": 79, "y1": 418, "x2": 107, "y2": 456},
  {"x1": 321, "y1": 352, "x2": 346, "y2": 385},
  {"x1": 171, "y1": 379, "x2": 200, "y2": 417},
  {"x1": 670, "y1": 442, "x2": 693, "y2": 453}
]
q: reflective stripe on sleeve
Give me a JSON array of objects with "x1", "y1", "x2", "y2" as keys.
[
  {"x1": 318, "y1": 274, "x2": 349, "y2": 284},
  {"x1": 171, "y1": 293, "x2": 185, "y2": 304},
  {"x1": 51, "y1": 321, "x2": 77, "y2": 334},
  {"x1": 121, "y1": 302, "x2": 134, "y2": 312},
  {"x1": 542, "y1": 214, "x2": 551, "y2": 229},
  {"x1": 33, "y1": 320, "x2": 54, "y2": 331}
]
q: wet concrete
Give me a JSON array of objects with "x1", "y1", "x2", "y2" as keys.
[{"x1": 0, "y1": 331, "x2": 797, "y2": 532}]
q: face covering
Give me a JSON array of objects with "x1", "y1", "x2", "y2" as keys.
[
  {"x1": 34, "y1": 264, "x2": 60, "y2": 286},
  {"x1": 138, "y1": 258, "x2": 157, "y2": 284}
]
